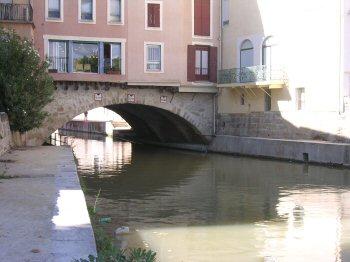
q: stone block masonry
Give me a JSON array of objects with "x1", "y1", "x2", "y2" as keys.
[
  {"x1": 217, "y1": 111, "x2": 350, "y2": 143},
  {"x1": 0, "y1": 112, "x2": 12, "y2": 156}
]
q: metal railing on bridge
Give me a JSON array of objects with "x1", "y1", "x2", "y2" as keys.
[
  {"x1": 218, "y1": 65, "x2": 287, "y2": 85},
  {"x1": 48, "y1": 57, "x2": 68, "y2": 73},
  {"x1": 0, "y1": 3, "x2": 33, "y2": 23}
]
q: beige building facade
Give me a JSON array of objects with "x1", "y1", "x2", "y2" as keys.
[{"x1": 217, "y1": 0, "x2": 350, "y2": 142}]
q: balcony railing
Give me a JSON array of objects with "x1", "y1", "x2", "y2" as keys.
[
  {"x1": 104, "y1": 59, "x2": 121, "y2": 75},
  {"x1": 48, "y1": 57, "x2": 68, "y2": 73},
  {"x1": 218, "y1": 65, "x2": 287, "y2": 85},
  {"x1": 0, "y1": 3, "x2": 33, "y2": 23}
]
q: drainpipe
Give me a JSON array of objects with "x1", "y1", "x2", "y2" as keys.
[
  {"x1": 339, "y1": 0, "x2": 345, "y2": 114},
  {"x1": 213, "y1": 0, "x2": 223, "y2": 136}
]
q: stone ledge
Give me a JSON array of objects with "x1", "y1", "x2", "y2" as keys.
[{"x1": 209, "y1": 135, "x2": 350, "y2": 167}]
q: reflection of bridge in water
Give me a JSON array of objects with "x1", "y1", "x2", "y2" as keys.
[{"x1": 72, "y1": 136, "x2": 350, "y2": 261}]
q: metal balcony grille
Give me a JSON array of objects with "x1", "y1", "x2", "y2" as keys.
[
  {"x1": 218, "y1": 65, "x2": 287, "y2": 85},
  {"x1": 0, "y1": 3, "x2": 33, "y2": 22}
]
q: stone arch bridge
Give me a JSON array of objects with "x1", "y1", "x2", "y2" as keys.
[{"x1": 25, "y1": 81, "x2": 215, "y2": 146}]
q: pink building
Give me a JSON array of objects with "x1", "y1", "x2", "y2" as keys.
[{"x1": 29, "y1": 0, "x2": 220, "y2": 88}]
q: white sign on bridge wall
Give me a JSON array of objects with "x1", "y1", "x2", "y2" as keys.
[
  {"x1": 94, "y1": 93, "x2": 102, "y2": 101},
  {"x1": 127, "y1": 94, "x2": 135, "y2": 103}
]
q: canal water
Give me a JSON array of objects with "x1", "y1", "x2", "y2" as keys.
[{"x1": 69, "y1": 136, "x2": 350, "y2": 261}]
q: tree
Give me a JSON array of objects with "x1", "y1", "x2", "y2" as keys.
[{"x1": 0, "y1": 28, "x2": 54, "y2": 133}]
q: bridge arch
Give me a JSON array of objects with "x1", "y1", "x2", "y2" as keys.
[{"x1": 25, "y1": 82, "x2": 214, "y2": 146}]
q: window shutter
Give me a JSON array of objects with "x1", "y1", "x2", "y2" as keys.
[
  {"x1": 147, "y1": 4, "x2": 154, "y2": 27},
  {"x1": 194, "y1": 0, "x2": 202, "y2": 35},
  {"x1": 148, "y1": 3, "x2": 160, "y2": 27},
  {"x1": 154, "y1": 4, "x2": 160, "y2": 27},
  {"x1": 187, "y1": 45, "x2": 196, "y2": 82},
  {"x1": 194, "y1": 0, "x2": 210, "y2": 36},
  {"x1": 209, "y1": 46, "x2": 217, "y2": 83},
  {"x1": 201, "y1": 0, "x2": 210, "y2": 36}
]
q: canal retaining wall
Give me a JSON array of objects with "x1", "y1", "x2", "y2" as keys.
[
  {"x1": 209, "y1": 135, "x2": 350, "y2": 167},
  {"x1": 0, "y1": 112, "x2": 12, "y2": 156},
  {"x1": 217, "y1": 112, "x2": 350, "y2": 143},
  {"x1": 61, "y1": 120, "x2": 107, "y2": 135}
]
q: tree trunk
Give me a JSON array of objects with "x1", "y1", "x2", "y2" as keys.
[{"x1": 11, "y1": 131, "x2": 27, "y2": 147}]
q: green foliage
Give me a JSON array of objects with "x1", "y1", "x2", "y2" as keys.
[
  {"x1": 0, "y1": 28, "x2": 54, "y2": 133},
  {"x1": 74, "y1": 229, "x2": 156, "y2": 262},
  {"x1": 128, "y1": 248, "x2": 156, "y2": 262}
]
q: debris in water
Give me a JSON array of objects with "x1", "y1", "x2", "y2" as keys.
[
  {"x1": 31, "y1": 249, "x2": 40, "y2": 253},
  {"x1": 115, "y1": 226, "x2": 130, "y2": 235}
]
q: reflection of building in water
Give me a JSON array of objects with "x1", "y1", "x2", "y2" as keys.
[
  {"x1": 70, "y1": 137, "x2": 132, "y2": 171},
  {"x1": 74, "y1": 140, "x2": 350, "y2": 262},
  {"x1": 255, "y1": 190, "x2": 344, "y2": 261}
]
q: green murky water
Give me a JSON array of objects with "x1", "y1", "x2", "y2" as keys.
[{"x1": 70, "y1": 136, "x2": 350, "y2": 261}]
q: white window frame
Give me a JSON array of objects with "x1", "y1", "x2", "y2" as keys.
[
  {"x1": 191, "y1": 0, "x2": 213, "y2": 39},
  {"x1": 144, "y1": 42, "x2": 164, "y2": 73},
  {"x1": 107, "y1": 0, "x2": 124, "y2": 25},
  {"x1": 78, "y1": 0, "x2": 96, "y2": 24},
  {"x1": 43, "y1": 35, "x2": 126, "y2": 75},
  {"x1": 296, "y1": 87, "x2": 306, "y2": 111},
  {"x1": 144, "y1": 0, "x2": 163, "y2": 31},
  {"x1": 45, "y1": 0, "x2": 64, "y2": 22}
]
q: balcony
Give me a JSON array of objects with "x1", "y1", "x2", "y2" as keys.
[
  {"x1": 104, "y1": 59, "x2": 121, "y2": 75},
  {"x1": 0, "y1": 3, "x2": 33, "y2": 23},
  {"x1": 48, "y1": 57, "x2": 68, "y2": 73},
  {"x1": 218, "y1": 65, "x2": 287, "y2": 89}
]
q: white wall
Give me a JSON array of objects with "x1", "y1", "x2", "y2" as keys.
[{"x1": 220, "y1": 0, "x2": 343, "y2": 113}]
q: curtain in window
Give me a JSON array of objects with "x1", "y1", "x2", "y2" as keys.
[
  {"x1": 48, "y1": 0, "x2": 60, "y2": 18},
  {"x1": 81, "y1": 0, "x2": 93, "y2": 20},
  {"x1": 110, "y1": 0, "x2": 121, "y2": 22},
  {"x1": 147, "y1": 45, "x2": 161, "y2": 71},
  {"x1": 195, "y1": 50, "x2": 208, "y2": 76},
  {"x1": 49, "y1": 41, "x2": 67, "y2": 72}
]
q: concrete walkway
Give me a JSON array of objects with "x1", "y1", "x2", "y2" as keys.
[{"x1": 0, "y1": 146, "x2": 96, "y2": 262}]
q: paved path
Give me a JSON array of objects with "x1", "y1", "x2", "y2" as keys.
[{"x1": 0, "y1": 146, "x2": 96, "y2": 262}]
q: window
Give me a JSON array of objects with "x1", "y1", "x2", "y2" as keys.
[
  {"x1": 262, "y1": 37, "x2": 274, "y2": 66},
  {"x1": 195, "y1": 46, "x2": 209, "y2": 81},
  {"x1": 48, "y1": 40, "x2": 67, "y2": 73},
  {"x1": 145, "y1": 44, "x2": 163, "y2": 72},
  {"x1": 264, "y1": 89, "x2": 271, "y2": 111},
  {"x1": 194, "y1": 0, "x2": 210, "y2": 36},
  {"x1": 79, "y1": 0, "x2": 95, "y2": 22},
  {"x1": 104, "y1": 43, "x2": 121, "y2": 74},
  {"x1": 187, "y1": 45, "x2": 217, "y2": 82},
  {"x1": 46, "y1": 0, "x2": 62, "y2": 20},
  {"x1": 108, "y1": 0, "x2": 122, "y2": 23},
  {"x1": 240, "y1": 39, "x2": 254, "y2": 68},
  {"x1": 73, "y1": 42, "x2": 99, "y2": 73},
  {"x1": 296, "y1": 88, "x2": 305, "y2": 110},
  {"x1": 146, "y1": 2, "x2": 161, "y2": 29},
  {"x1": 222, "y1": 0, "x2": 229, "y2": 26}
]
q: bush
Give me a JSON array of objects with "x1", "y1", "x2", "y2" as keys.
[
  {"x1": 74, "y1": 229, "x2": 156, "y2": 262},
  {"x1": 0, "y1": 28, "x2": 54, "y2": 133}
]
